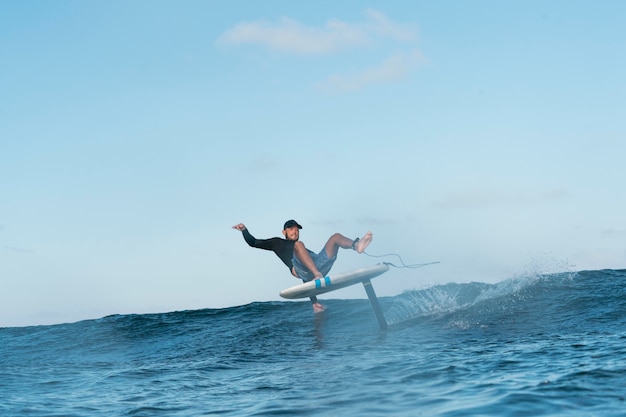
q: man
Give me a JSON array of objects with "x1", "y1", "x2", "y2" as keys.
[{"x1": 232, "y1": 219, "x2": 373, "y2": 313}]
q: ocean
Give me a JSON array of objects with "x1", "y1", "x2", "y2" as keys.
[{"x1": 1, "y1": 269, "x2": 625, "y2": 416}]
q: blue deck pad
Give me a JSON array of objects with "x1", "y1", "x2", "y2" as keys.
[{"x1": 314, "y1": 276, "x2": 332, "y2": 289}]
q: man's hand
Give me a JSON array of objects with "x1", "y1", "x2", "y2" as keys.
[{"x1": 232, "y1": 223, "x2": 246, "y2": 231}]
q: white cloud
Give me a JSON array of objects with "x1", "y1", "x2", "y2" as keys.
[
  {"x1": 217, "y1": 10, "x2": 424, "y2": 92},
  {"x1": 217, "y1": 17, "x2": 369, "y2": 55},
  {"x1": 217, "y1": 9, "x2": 417, "y2": 55},
  {"x1": 362, "y1": 8, "x2": 417, "y2": 42},
  {"x1": 316, "y1": 49, "x2": 426, "y2": 92}
]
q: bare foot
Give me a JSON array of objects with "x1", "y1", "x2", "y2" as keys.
[
  {"x1": 312, "y1": 303, "x2": 326, "y2": 313},
  {"x1": 354, "y1": 231, "x2": 373, "y2": 253}
]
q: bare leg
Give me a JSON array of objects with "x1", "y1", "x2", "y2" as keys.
[
  {"x1": 293, "y1": 243, "x2": 327, "y2": 313},
  {"x1": 310, "y1": 296, "x2": 326, "y2": 313},
  {"x1": 323, "y1": 233, "x2": 354, "y2": 259},
  {"x1": 295, "y1": 232, "x2": 375, "y2": 277},
  {"x1": 295, "y1": 232, "x2": 373, "y2": 314},
  {"x1": 324, "y1": 231, "x2": 373, "y2": 257}
]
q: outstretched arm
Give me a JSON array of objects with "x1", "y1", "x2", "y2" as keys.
[
  {"x1": 232, "y1": 223, "x2": 270, "y2": 249},
  {"x1": 232, "y1": 223, "x2": 255, "y2": 246}
]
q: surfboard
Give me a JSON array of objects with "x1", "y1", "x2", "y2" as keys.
[{"x1": 279, "y1": 263, "x2": 390, "y2": 299}]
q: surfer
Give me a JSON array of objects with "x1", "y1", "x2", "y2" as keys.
[{"x1": 232, "y1": 220, "x2": 373, "y2": 313}]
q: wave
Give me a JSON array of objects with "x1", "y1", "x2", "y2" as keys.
[
  {"x1": 384, "y1": 269, "x2": 626, "y2": 333},
  {"x1": 2, "y1": 269, "x2": 624, "y2": 417},
  {"x1": 3, "y1": 269, "x2": 625, "y2": 348}
]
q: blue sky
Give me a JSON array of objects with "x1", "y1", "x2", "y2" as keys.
[{"x1": 1, "y1": 1, "x2": 625, "y2": 327}]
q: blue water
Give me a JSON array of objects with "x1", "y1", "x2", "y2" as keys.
[{"x1": 2, "y1": 269, "x2": 625, "y2": 416}]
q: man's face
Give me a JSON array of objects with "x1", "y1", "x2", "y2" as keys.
[{"x1": 283, "y1": 226, "x2": 300, "y2": 241}]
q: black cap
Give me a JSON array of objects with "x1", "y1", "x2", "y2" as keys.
[{"x1": 283, "y1": 219, "x2": 302, "y2": 230}]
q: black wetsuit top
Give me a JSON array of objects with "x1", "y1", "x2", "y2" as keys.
[{"x1": 241, "y1": 228, "x2": 295, "y2": 270}]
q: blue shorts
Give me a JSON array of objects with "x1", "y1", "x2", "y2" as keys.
[{"x1": 292, "y1": 248, "x2": 337, "y2": 282}]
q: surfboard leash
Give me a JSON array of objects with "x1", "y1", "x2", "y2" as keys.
[{"x1": 363, "y1": 251, "x2": 440, "y2": 269}]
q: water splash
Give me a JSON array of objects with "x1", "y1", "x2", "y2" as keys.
[{"x1": 384, "y1": 265, "x2": 578, "y2": 327}]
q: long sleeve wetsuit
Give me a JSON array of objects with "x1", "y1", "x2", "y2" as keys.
[{"x1": 241, "y1": 228, "x2": 295, "y2": 271}]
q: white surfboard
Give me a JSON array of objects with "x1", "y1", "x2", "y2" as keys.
[{"x1": 279, "y1": 263, "x2": 390, "y2": 299}]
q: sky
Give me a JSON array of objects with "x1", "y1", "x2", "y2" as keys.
[{"x1": 1, "y1": 1, "x2": 625, "y2": 327}]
